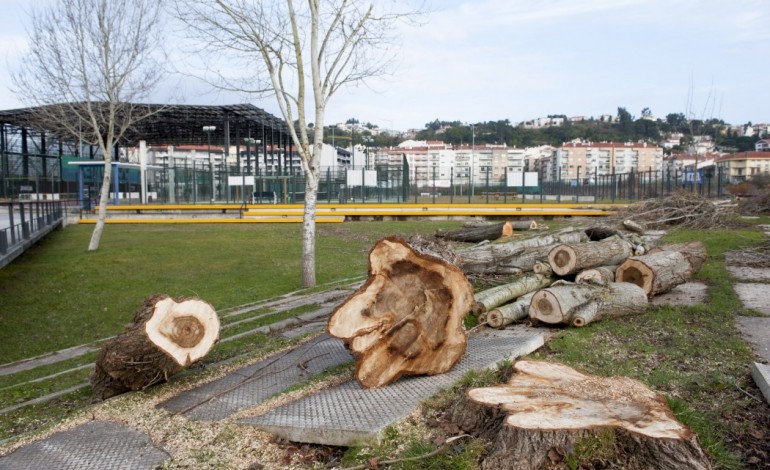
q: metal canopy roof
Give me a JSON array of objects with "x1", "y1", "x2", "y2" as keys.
[{"x1": 0, "y1": 103, "x2": 289, "y2": 148}]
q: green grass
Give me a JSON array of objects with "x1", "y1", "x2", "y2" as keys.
[{"x1": 0, "y1": 221, "x2": 459, "y2": 363}]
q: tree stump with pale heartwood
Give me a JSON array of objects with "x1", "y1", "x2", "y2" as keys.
[
  {"x1": 90, "y1": 294, "x2": 219, "y2": 401},
  {"x1": 327, "y1": 237, "x2": 474, "y2": 388},
  {"x1": 451, "y1": 360, "x2": 710, "y2": 469}
]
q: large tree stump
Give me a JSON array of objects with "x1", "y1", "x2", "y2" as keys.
[
  {"x1": 327, "y1": 237, "x2": 474, "y2": 388},
  {"x1": 458, "y1": 360, "x2": 710, "y2": 469},
  {"x1": 528, "y1": 281, "x2": 648, "y2": 327},
  {"x1": 615, "y1": 242, "x2": 707, "y2": 298},
  {"x1": 90, "y1": 295, "x2": 220, "y2": 401},
  {"x1": 548, "y1": 236, "x2": 634, "y2": 276}
]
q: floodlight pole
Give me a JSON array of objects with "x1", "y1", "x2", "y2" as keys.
[
  {"x1": 203, "y1": 126, "x2": 216, "y2": 203},
  {"x1": 243, "y1": 138, "x2": 259, "y2": 204}
]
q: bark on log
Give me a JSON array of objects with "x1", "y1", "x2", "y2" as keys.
[
  {"x1": 623, "y1": 219, "x2": 646, "y2": 234},
  {"x1": 548, "y1": 236, "x2": 634, "y2": 276},
  {"x1": 471, "y1": 273, "x2": 553, "y2": 315},
  {"x1": 90, "y1": 295, "x2": 220, "y2": 401},
  {"x1": 487, "y1": 292, "x2": 536, "y2": 328},
  {"x1": 575, "y1": 265, "x2": 617, "y2": 285},
  {"x1": 459, "y1": 360, "x2": 710, "y2": 470},
  {"x1": 327, "y1": 237, "x2": 474, "y2": 388},
  {"x1": 528, "y1": 281, "x2": 647, "y2": 327},
  {"x1": 615, "y1": 250, "x2": 698, "y2": 298},
  {"x1": 657, "y1": 241, "x2": 708, "y2": 272},
  {"x1": 457, "y1": 230, "x2": 587, "y2": 275},
  {"x1": 436, "y1": 222, "x2": 509, "y2": 243}
]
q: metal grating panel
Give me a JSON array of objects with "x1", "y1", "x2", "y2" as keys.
[
  {"x1": 239, "y1": 327, "x2": 545, "y2": 446},
  {"x1": 0, "y1": 421, "x2": 167, "y2": 470},
  {"x1": 158, "y1": 335, "x2": 353, "y2": 420}
]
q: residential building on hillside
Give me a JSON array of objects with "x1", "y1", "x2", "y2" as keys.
[
  {"x1": 554, "y1": 142, "x2": 663, "y2": 182},
  {"x1": 717, "y1": 152, "x2": 770, "y2": 182},
  {"x1": 756, "y1": 139, "x2": 770, "y2": 152}
]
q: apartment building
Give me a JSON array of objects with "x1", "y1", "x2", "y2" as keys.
[
  {"x1": 717, "y1": 152, "x2": 770, "y2": 182},
  {"x1": 555, "y1": 142, "x2": 663, "y2": 182}
]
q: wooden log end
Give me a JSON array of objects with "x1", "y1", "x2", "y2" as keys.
[
  {"x1": 501, "y1": 222, "x2": 513, "y2": 237},
  {"x1": 145, "y1": 297, "x2": 220, "y2": 366},
  {"x1": 528, "y1": 289, "x2": 565, "y2": 324},
  {"x1": 548, "y1": 244, "x2": 577, "y2": 277},
  {"x1": 615, "y1": 260, "x2": 654, "y2": 296}
]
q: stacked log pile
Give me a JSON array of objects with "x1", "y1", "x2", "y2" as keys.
[{"x1": 465, "y1": 224, "x2": 707, "y2": 329}]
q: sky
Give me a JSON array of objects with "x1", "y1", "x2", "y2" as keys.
[{"x1": 1, "y1": 0, "x2": 768, "y2": 132}]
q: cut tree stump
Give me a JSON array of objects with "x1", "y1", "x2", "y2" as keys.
[
  {"x1": 548, "y1": 236, "x2": 634, "y2": 276},
  {"x1": 327, "y1": 237, "x2": 474, "y2": 388},
  {"x1": 615, "y1": 242, "x2": 706, "y2": 298},
  {"x1": 456, "y1": 360, "x2": 710, "y2": 469},
  {"x1": 471, "y1": 273, "x2": 553, "y2": 315},
  {"x1": 90, "y1": 295, "x2": 220, "y2": 401},
  {"x1": 528, "y1": 281, "x2": 648, "y2": 327}
]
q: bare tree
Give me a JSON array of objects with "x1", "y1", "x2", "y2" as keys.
[
  {"x1": 173, "y1": 0, "x2": 422, "y2": 288},
  {"x1": 12, "y1": 0, "x2": 165, "y2": 250}
]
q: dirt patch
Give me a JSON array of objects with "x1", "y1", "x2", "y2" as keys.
[{"x1": 650, "y1": 282, "x2": 708, "y2": 306}]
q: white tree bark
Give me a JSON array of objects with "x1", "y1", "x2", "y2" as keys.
[
  {"x1": 12, "y1": 0, "x2": 165, "y2": 251},
  {"x1": 175, "y1": 1, "x2": 422, "y2": 288}
]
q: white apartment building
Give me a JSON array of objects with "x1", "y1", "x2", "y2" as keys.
[{"x1": 555, "y1": 142, "x2": 664, "y2": 182}]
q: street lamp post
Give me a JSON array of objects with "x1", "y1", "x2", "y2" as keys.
[
  {"x1": 243, "y1": 138, "x2": 259, "y2": 204},
  {"x1": 470, "y1": 123, "x2": 476, "y2": 197},
  {"x1": 203, "y1": 125, "x2": 216, "y2": 203}
]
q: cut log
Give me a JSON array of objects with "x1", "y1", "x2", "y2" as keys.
[
  {"x1": 658, "y1": 241, "x2": 708, "y2": 272},
  {"x1": 623, "y1": 218, "x2": 646, "y2": 234},
  {"x1": 615, "y1": 249, "x2": 699, "y2": 298},
  {"x1": 547, "y1": 236, "x2": 634, "y2": 276},
  {"x1": 459, "y1": 360, "x2": 710, "y2": 469},
  {"x1": 327, "y1": 237, "x2": 474, "y2": 388},
  {"x1": 575, "y1": 265, "x2": 617, "y2": 285},
  {"x1": 436, "y1": 222, "x2": 507, "y2": 243},
  {"x1": 457, "y1": 229, "x2": 587, "y2": 274},
  {"x1": 532, "y1": 261, "x2": 552, "y2": 277},
  {"x1": 528, "y1": 281, "x2": 647, "y2": 326},
  {"x1": 487, "y1": 292, "x2": 536, "y2": 328},
  {"x1": 90, "y1": 295, "x2": 220, "y2": 401},
  {"x1": 471, "y1": 273, "x2": 553, "y2": 315}
]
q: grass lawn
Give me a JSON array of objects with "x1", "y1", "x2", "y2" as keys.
[{"x1": 0, "y1": 220, "x2": 460, "y2": 363}]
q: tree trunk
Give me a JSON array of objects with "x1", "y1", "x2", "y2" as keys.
[
  {"x1": 528, "y1": 281, "x2": 647, "y2": 327},
  {"x1": 548, "y1": 236, "x2": 634, "y2": 276},
  {"x1": 615, "y1": 251, "x2": 694, "y2": 298},
  {"x1": 90, "y1": 294, "x2": 220, "y2": 401},
  {"x1": 652, "y1": 241, "x2": 708, "y2": 272},
  {"x1": 327, "y1": 237, "x2": 474, "y2": 388},
  {"x1": 88, "y1": 149, "x2": 112, "y2": 251},
  {"x1": 301, "y1": 167, "x2": 319, "y2": 288},
  {"x1": 575, "y1": 265, "x2": 617, "y2": 285},
  {"x1": 457, "y1": 230, "x2": 586, "y2": 275},
  {"x1": 472, "y1": 273, "x2": 552, "y2": 315},
  {"x1": 487, "y1": 292, "x2": 536, "y2": 328},
  {"x1": 457, "y1": 360, "x2": 710, "y2": 470},
  {"x1": 437, "y1": 220, "x2": 537, "y2": 243}
]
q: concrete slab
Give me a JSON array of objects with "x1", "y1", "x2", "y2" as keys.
[
  {"x1": 726, "y1": 265, "x2": 770, "y2": 282},
  {"x1": 650, "y1": 282, "x2": 708, "y2": 306},
  {"x1": 751, "y1": 363, "x2": 770, "y2": 406},
  {"x1": 280, "y1": 320, "x2": 328, "y2": 339},
  {"x1": 158, "y1": 335, "x2": 353, "y2": 420},
  {"x1": 240, "y1": 327, "x2": 545, "y2": 446},
  {"x1": 0, "y1": 421, "x2": 167, "y2": 470},
  {"x1": 735, "y1": 316, "x2": 770, "y2": 363},
  {"x1": 735, "y1": 283, "x2": 770, "y2": 315}
]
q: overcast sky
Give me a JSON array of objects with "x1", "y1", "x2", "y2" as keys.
[{"x1": 1, "y1": 0, "x2": 768, "y2": 131}]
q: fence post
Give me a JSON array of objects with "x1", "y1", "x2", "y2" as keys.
[{"x1": 450, "y1": 167, "x2": 454, "y2": 204}]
